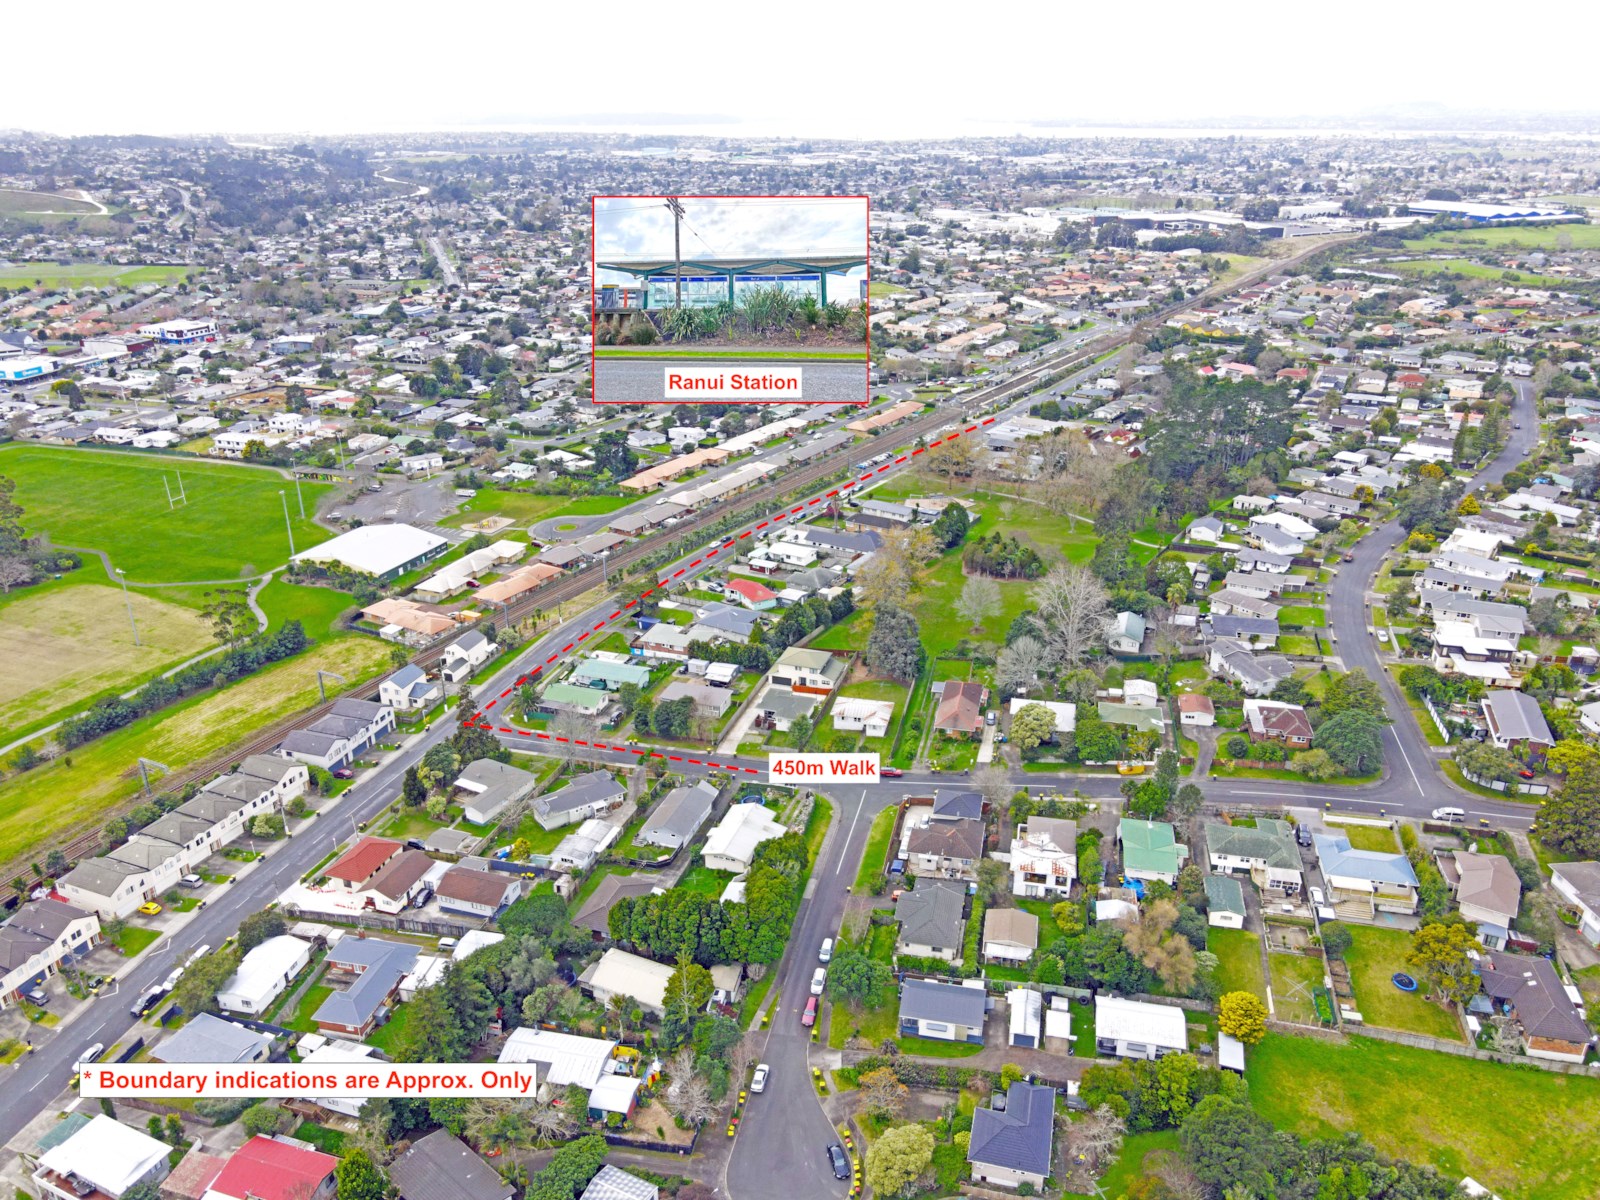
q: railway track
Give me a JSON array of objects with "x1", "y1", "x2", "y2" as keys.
[{"x1": 10, "y1": 233, "x2": 1355, "y2": 895}]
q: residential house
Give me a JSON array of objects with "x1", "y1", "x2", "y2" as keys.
[
  {"x1": 1208, "y1": 589, "x2": 1281, "y2": 622},
  {"x1": 1431, "y1": 621, "x2": 1517, "y2": 685},
  {"x1": 1208, "y1": 638, "x2": 1295, "y2": 696},
  {"x1": 635, "y1": 781, "x2": 719, "y2": 850},
  {"x1": 537, "y1": 682, "x2": 609, "y2": 718},
  {"x1": 905, "y1": 818, "x2": 985, "y2": 881},
  {"x1": 549, "y1": 819, "x2": 621, "y2": 874},
  {"x1": 754, "y1": 689, "x2": 819, "y2": 733},
  {"x1": 0, "y1": 899, "x2": 100, "y2": 1009},
  {"x1": 497, "y1": 1027, "x2": 618, "y2": 1090},
  {"x1": 1118, "y1": 818, "x2": 1187, "y2": 885},
  {"x1": 280, "y1": 698, "x2": 395, "y2": 770},
  {"x1": 580, "y1": 1166, "x2": 660, "y2": 1200},
  {"x1": 725, "y1": 578, "x2": 779, "y2": 610},
  {"x1": 571, "y1": 874, "x2": 664, "y2": 939},
  {"x1": 832, "y1": 696, "x2": 896, "y2": 738},
  {"x1": 578, "y1": 948, "x2": 673, "y2": 1016},
  {"x1": 217, "y1": 935, "x2": 312, "y2": 1014},
  {"x1": 1481, "y1": 691, "x2": 1554, "y2": 755},
  {"x1": 935, "y1": 680, "x2": 989, "y2": 737},
  {"x1": 769, "y1": 646, "x2": 846, "y2": 694},
  {"x1": 1314, "y1": 833, "x2": 1419, "y2": 919},
  {"x1": 151, "y1": 1014, "x2": 273, "y2": 1065},
  {"x1": 982, "y1": 908, "x2": 1039, "y2": 966},
  {"x1": 435, "y1": 866, "x2": 523, "y2": 918},
  {"x1": 655, "y1": 678, "x2": 734, "y2": 719},
  {"x1": 1006, "y1": 698, "x2": 1076, "y2": 741},
  {"x1": 895, "y1": 879, "x2": 969, "y2": 963},
  {"x1": 1107, "y1": 611, "x2": 1146, "y2": 654},
  {"x1": 702, "y1": 803, "x2": 786, "y2": 873},
  {"x1": 1095, "y1": 995, "x2": 1188, "y2": 1060},
  {"x1": 315, "y1": 938, "x2": 419, "y2": 1038},
  {"x1": 1242, "y1": 700, "x2": 1313, "y2": 748},
  {"x1": 968, "y1": 1082, "x2": 1056, "y2": 1192},
  {"x1": 635, "y1": 624, "x2": 695, "y2": 662},
  {"x1": 1009, "y1": 816, "x2": 1077, "y2": 900},
  {"x1": 378, "y1": 664, "x2": 443, "y2": 712},
  {"x1": 571, "y1": 657, "x2": 652, "y2": 692},
  {"x1": 1204, "y1": 874, "x2": 1247, "y2": 928},
  {"x1": 1205, "y1": 819, "x2": 1303, "y2": 893},
  {"x1": 325, "y1": 837, "x2": 404, "y2": 893},
  {"x1": 33, "y1": 1117, "x2": 173, "y2": 1200},
  {"x1": 1551, "y1": 862, "x2": 1600, "y2": 946},
  {"x1": 1442, "y1": 850, "x2": 1521, "y2": 949},
  {"x1": 898, "y1": 977, "x2": 987, "y2": 1043},
  {"x1": 388, "y1": 1130, "x2": 514, "y2": 1200},
  {"x1": 439, "y1": 630, "x2": 495, "y2": 684},
  {"x1": 453, "y1": 759, "x2": 538, "y2": 826},
  {"x1": 204, "y1": 1137, "x2": 338, "y2": 1200},
  {"x1": 1476, "y1": 953, "x2": 1594, "y2": 1063},
  {"x1": 532, "y1": 770, "x2": 625, "y2": 831},
  {"x1": 1177, "y1": 693, "x2": 1215, "y2": 727}
]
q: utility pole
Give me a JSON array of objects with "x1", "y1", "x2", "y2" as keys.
[
  {"x1": 279, "y1": 490, "x2": 296, "y2": 557},
  {"x1": 293, "y1": 472, "x2": 305, "y2": 519},
  {"x1": 666, "y1": 197, "x2": 686, "y2": 309},
  {"x1": 316, "y1": 669, "x2": 347, "y2": 703},
  {"x1": 115, "y1": 567, "x2": 140, "y2": 646}
]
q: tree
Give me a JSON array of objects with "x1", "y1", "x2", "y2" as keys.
[
  {"x1": 665, "y1": 956, "x2": 713, "y2": 1026},
  {"x1": 401, "y1": 766, "x2": 427, "y2": 806},
  {"x1": 996, "y1": 635, "x2": 1047, "y2": 697},
  {"x1": 664, "y1": 1048, "x2": 715, "y2": 1125},
  {"x1": 201, "y1": 588, "x2": 254, "y2": 649},
  {"x1": 931, "y1": 502, "x2": 972, "y2": 549},
  {"x1": 866, "y1": 1123, "x2": 935, "y2": 1197},
  {"x1": 1289, "y1": 748, "x2": 1339, "y2": 781},
  {"x1": 973, "y1": 764, "x2": 1014, "y2": 811},
  {"x1": 1539, "y1": 752, "x2": 1600, "y2": 858},
  {"x1": 859, "y1": 1067, "x2": 909, "y2": 1119},
  {"x1": 1406, "y1": 921, "x2": 1480, "y2": 1006},
  {"x1": 957, "y1": 574, "x2": 1001, "y2": 632},
  {"x1": 1312, "y1": 709, "x2": 1384, "y2": 775},
  {"x1": 1320, "y1": 669, "x2": 1387, "y2": 721},
  {"x1": 864, "y1": 605, "x2": 922, "y2": 682},
  {"x1": 826, "y1": 948, "x2": 894, "y2": 1008},
  {"x1": 169, "y1": 947, "x2": 238, "y2": 1016},
  {"x1": 236, "y1": 909, "x2": 286, "y2": 954},
  {"x1": 976, "y1": 859, "x2": 1010, "y2": 907},
  {"x1": 1179, "y1": 1096, "x2": 1284, "y2": 1196},
  {"x1": 336, "y1": 1149, "x2": 387, "y2": 1200},
  {"x1": 241, "y1": 1102, "x2": 283, "y2": 1137},
  {"x1": 1319, "y1": 921, "x2": 1352, "y2": 959},
  {"x1": 1031, "y1": 563, "x2": 1112, "y2": 669},
  {"x1": 1076, "y1": 1104, "x2": 1127, "y2": 1170},
  {"x1": 1217, "y1": 992, "x2": 1267, "y2": 1044},
  {"x1": 1120, "y1": 899, "x2": 1196, "y2": 993},
  {"x1": 1453, "y1": 740, "x2": 1521, "y2": 786},
  {"x1": 1545, "y1": 739, "x2": 1597, "y2": 776},
  {"x1": 1011, "y1": 702, "x2": 1058, "y2": 751}
]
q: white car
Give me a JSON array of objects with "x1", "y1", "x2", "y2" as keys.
[
  {"x1": 76, "y1": 1042, "x2": 104, "y2": 1072},
  {"x1": 751, "y1": 1064, "x2": 770, "y2": 1093},
  {"x1": 811, "y1": 967, "x2": 827, "y2": 996},
  {"x1": 1431, "y1": 806, "x2": 1467, "y2": 823},
  {"x1": 819, "y1": 938, "x2": 833, "y2": 963},
  {"x1": 1309, "y1": 886, "x2": 1325, "y2": 906}
]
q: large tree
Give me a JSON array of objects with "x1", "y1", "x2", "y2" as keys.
[
  {"x1": 1217, "y1": 991, "x2": 1267, "y2": 1044},
  {"x1": 957, "y1": 574, "x2": 1001, "y2": 633},
  {"x1": 1540, "y1": 753, "x2": 1600, "y2": 858},
  {"x1": 1030, "y1": 562, "x2": 1112, "y2": 669},
  {"x1": 864, "y1": 605, "x2": 922, "y2": 682},
  {"x1": 1011, "y1": 702, "x2": 1058, "y2": 751},
  {"x1": 865, "y1": 1124, "x2": 935, "y2": 1197},
  {"x1": 1312, "y1": 709, "x2": 1385, "y2": 775},
  {"x1": 1320, "y1": 669, "x2": 1388, "y2": 721},
  {"x1": 826, "y1": 948, "x2": 894, "y2": 1008},
  {"x1": 995, "y1": 634, "x2": 1047, "y2": 697},
  {"x1": 1406, "y1": 921, "x2": 1480, "y2": 1006}
]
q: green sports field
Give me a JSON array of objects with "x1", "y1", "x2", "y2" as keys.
[
  {"x1": 0, "y1": 263, "x2": 197, "y2": 289},
  {"x1": 1402, "y1": 223, "x2": 1600, "y2": 253},
  {"x1": 0, "y1": 445, "x2": 332, "y2": 583}
]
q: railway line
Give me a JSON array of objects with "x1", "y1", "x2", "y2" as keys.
[{"x1": 9, "y1": 232, "x2": 1357, "y2": 893}]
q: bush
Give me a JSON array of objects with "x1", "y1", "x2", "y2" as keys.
[
  {"x1": 195, "y1": 1097, "x2": 256, "y2": 1124},
  {"x1": 1225, "y1": 734, "x2": 1251, "y2": 759}
]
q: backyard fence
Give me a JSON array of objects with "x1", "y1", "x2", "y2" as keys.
[
  {"x1": 1420, "y1": 693, "x2": 1452, "y2": 744},
  {"x1": 1459, "y1": 768, "x2": 1549, "y2": 796},
  {"x1": 1347, "y1": 1023, "x2": 1597, "y2": 1076},
  {"x1": 282, "y1": 905, "x2": 481, "y2": 938}
]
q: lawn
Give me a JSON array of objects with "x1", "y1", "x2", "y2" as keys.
[
  {"x1": 1248, "y1": 1033, "x2": 1600, "y2": 1200},
  {"x1": 1208, "y1": 927, "x2": 1267, "y2": 1000},
  {"x1": 1403, "y1": 222, "x2": 1600, "y2": 252},
  {"x1": 1384, "y1": 257, "x2": 1572, "y2": 290},
  {"x1": 0, "y1": 577, "x2": 214, "y2": 741},
  {"x1": 509, "y1": 811, "x2": 580, "y2": 857},
  {"x1": 852, "y1": 806, "x2": 899, "y2": 891},
  {"x1": 376, "y1": 810, "x2": 448, "y2": 841},
  {"x1": 111, "y1": 925, "x2": 161, "y2": 956},
  {"x1": 291, "y1": 1122, "x2": 346, "y2": 1155},
  {"x1": 441, "y1": 490, "x2": 633, "y2": 529},
  {"x1": 255, "y1": 577, "x2": 356, "y2": 639},
  {"x1": 0, "y1": 445, "x2": 331, "y2": 583},
  {"x1": 1069, "y1": 999, "x2": 1096, "y2": 1057},
  {"x1": 1076, "y1": 1131, "x2": 1182, "y2": 1200},
  {"x1": 1343, "y1": 926, "x2": 1462, "y2": 1041},
  {"x1": 1278, "y1": 605, "x2": 1326, "y2": 628},
  {"x1": 0, "y1": 261, "x2": 197, "y2": 288},
  {"x1": 282, "y1": 984, "x2": 334, "y2": 1034},
  {"x1": 898, "y1": 1035, "x2": 983, "y2": 1058},
  {"x1": 1014, "y1": 897, "x2": 1065, "y2": 948},
  {"x1": 0, "y1": 634, "x2": 390, "y2": 864},
  {"x1": 677, "y1": 865, "x2": 736, "y2": 897},
  {"x1": 1332, "y1": 823, "x2": 1399, "y2": 853},
  {"x1": 828, "y1": 991, "x2": 899, "y2": 1049},
  {"x1": 367, "y1": 1002, "x2": 417, "y2": 1053},
  {"x1": 1267, "y1": 951, "x2": 1326, "y2": 1025},
  {"x1": 868, "y1": 281, "x2": 909, "y2": 297}
]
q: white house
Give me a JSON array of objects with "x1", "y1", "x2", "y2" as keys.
[
  {"x1": 33, "y1": 1117, "x2": 172, "y2": 1200},
  {"x1": 701, "y1": 803, "x2": 786, "y2": 873},
  {"x1": 1094, "y1": 995, "x2": 1188, "y2": 1060},
  {"x1": 217, "y1": 935, "x2": 312, "y2": 1015},
  {"x1": 0, "y1": 899, "x2": 101, "y2": 1010},
  {"x1": 578, "y1": 948, "x2": 673, "y2": 1016},
  {"x1": 1010, "y1": 816, "x2": 1077, "y2": 900},
  {"x1": 378, "y1": 664, "x2": 443, "y2": 712},
  {"x1": 1550, "y1": 862, "x2": 1600, "y2": 947},
  {"x1": 832, "y1": 696, "x2": 895, "y2": 738}
]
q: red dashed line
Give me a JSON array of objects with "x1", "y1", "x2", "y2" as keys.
[
  {"x1": 561, "y1": 643, "x2": 574, "y2": 652},
  {"x1": 807, "y1": 497, "x2": 821, "y2": 505},
  {"x1": 484, "y1": 699, "x2": 497, "y2": 711},
  {"x1": 756, "y1": 522, "x2": 769, "y2": 529},
  {"x1": 498, "y1": 687, "x2": 513, "y2": 699},
  {"x1": 669, "y1": 756, "x2": 683, "y2": 762},
  {"x1": 895, "y1": 456, "x2": 907, "y2": 464},
  {"x1": 911, "y1": 447, "x2": 925, "y2": 456},
  {"x1": 672, "y1": 569, "x2": 686, "y2": 577},
  {"x1": 739, "y1": 531, "x2": 752, "y2": 539}
]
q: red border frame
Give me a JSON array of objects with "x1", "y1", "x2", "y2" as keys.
[{"x1": 590, "y1": 193, "x2": 872, "y2": 405}]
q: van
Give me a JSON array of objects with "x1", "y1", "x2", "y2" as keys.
[
  {"x1": 438, "y1": 937, "x2": 458, "y2": 951},
  {"x1": 819, "y1": 938, "x2": 833, "y2": 963},
  {"x1": 1431, "y1": 807, "x2": 1467, "y2": 823},
  {"x1": 179, "y1": 874, "x2": 203, "y2": 889}
]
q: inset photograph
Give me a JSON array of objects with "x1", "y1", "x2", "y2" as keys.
[{"x1": 592, "y1": 194, "x2": 870, "y2": 403}]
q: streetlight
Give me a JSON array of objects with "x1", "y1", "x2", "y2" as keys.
[
  {"x1": 280, "y1": 490, "x2": 296, "y2": 557},
  {"x1": 600, "y1": 549, "x2": 611, "y2": 588},
  {"x1": 115, "y1": 568, "x2": 140, "y2": 646},
  {"x1": 293, "y1": 472, "x2": 305, "y2": 519}
]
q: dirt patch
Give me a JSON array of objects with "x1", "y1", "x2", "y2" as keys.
[
  {"x1": 461, "y1": 516, "x2": 514, "y2": 535},
  {"x1": 624, "y1": 1098, "x2": 697, "y2": 1146}
]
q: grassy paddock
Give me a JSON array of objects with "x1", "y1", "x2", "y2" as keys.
[
  {"x1": 0, "y1": 262, "x2": 197, "y2": 288},
  {"x1": 441, "y1": 490, "x2": 632, "y2": 529},
  {"x1": 1343, "y1": 925, "x2": 1462, "y2": 1041},
  {"x1": 1208, "y1": 926, "x2": 1267, "y2": 999}
]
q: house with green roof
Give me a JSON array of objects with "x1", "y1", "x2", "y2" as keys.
[
  {"x1": 1204, "y1": 818, "x2": 1304, "y2": 893},
  {"x1": 538, "y1": 682, "x2": 608, "y2": 717},
  {"x1": 1203, "y1": 874, "x2": 1246, "y2": 928},
  {"x1": 571, "y1": 657, "x2": 652, "y2": 691},
  {"x1": 1117, "y1": 818, "x2": 1187, "y2": 885}
]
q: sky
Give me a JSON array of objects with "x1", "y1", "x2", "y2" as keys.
[{"x1": 8, "y1": 2, "x2": 1600, "y2": 139}]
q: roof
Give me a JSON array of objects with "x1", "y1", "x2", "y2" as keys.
[
  {"x1": 1453, "y1": 851, "x2": 1521, "y2": 921},
  {"x1": 1205, "y1": 818, "x2": 1300, "y2": 870},
  {"x1": 1552, "y1": 861, "x2": 1600, "y2": 909},
  {"x1": 907, "y1": 817, "x2": 985, "y2": 862},
  {"x1": 578, "y1": 948, "x2": 674, "y2": 1011},
  {"x1": 1313, "y1": 834, "x2": 1419, "y2": 887},
  {"x1": 936, "y1": 680, "x2": 987, "y2": 731},
  {"x1": 388, "y1": 1130, "x2": 513, "y2": 1200},
  {"x1": 572, "y1": 873, "x2": 664, "y2": 935},
  {"x1": 1482, "y1": 690, "x2": 1554, "y2": 745},
  {"x1": 586, "y1": 1076, "x2": 643, "y2": 1118},
  {"x1": 580, "y1": 1165, "x2": 659, "y2": 1200},
  {"x1": 703, "y1": 801, "x2": 787, "y2": 866},
  {"x1": 1244, "y1": 700, "x2": 1313, "y2": 741},
  {"x1": 163, "y1": 1150, "x2": 228, "y2": 1200},
  {"x1": 969, "y1": 1082, "x2": 1056, "y2": 1177},
  {"x1": 638, "y1": 781, "x2": 718, "y2": 845},
  {"x1": 1094, "y1": 995, "x2": 1188, "y2": 1050},
  {"x1": 899, "y1": 976, "x2": 987, "y2": 1027},
  {"x1": 367, "y1": 850, "x2": 436, "y2": 900},
  {"x1": 207, "y1": 1137, "x2": 339, "y2": 1200},
  {"x1": 497, "y1": 1027, "x2": 617, "y2": 1087},
  {"x1": 1204, "y1": 873, "x2": 1247, "y2": 916},
  {"x1": 932, "y1": 790, "x2": 985, "y2": 821},
  {"x1": 38, "y1": 1116, "x2": 172, "y2": 1198},
  {"x1": 725, "y1": 578, "x2": 777, "y2": 603},
  {"x1": 292, "y1": 523, "x2": 446, "y2": 576},
  {"x1": 315, "y1": 939, "x2": 418, "y2": 1027},
  {"x1": 598, "y1": 253, "x2": 865, "y2": 276},
  {"x1": 983, "y1": 907, "x2": 1039, "y2": 951},
  {"x1": 326, "y1": 837, "x2": 401, "y2": 884},
  {"x1": 436, "y1": 866, "x2": 519, "y2": 907},
  {"x1": 1479, "y1": 952, "x2": 1592, "y2": 1046},
  {"x1": 896, "y1": 879, "x2": 968, "y2": 948},
  {"x1": 1177, "y1": 693, "x2": 1215, "y2": 715},
  {"x1": 538, "y1": 769, "x2": 624, "y2": 819},
  {"x1": 1119, "y1": 818, "x2": 1183, "y2": 875},
  {"x1": 152, "y1": 1014, "x2": 273, "y2": 1064},
  {"x1": 220, "y1": 936, "x2": 310, "y2": 1006}
]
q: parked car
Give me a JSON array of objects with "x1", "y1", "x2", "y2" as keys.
[
  {"x1": 1519, "y1": 768, "x2": 1536, "y2": 779},
  {"x1": 137, "y1": 902, "x2": 163, "y2": 916},
  {"x1": 751, "y1": 1064, "x2": 770, "y2": 1093},
  {"x1": 827, "y1": 1144, "x2": 850, "y2": 1180},
  {"x1": 405, "y1": 838, "x2": 426, "y2": 851},
  {"x1": 1431, "y1": 806, "x2": 1466, "y2": 823},
  {"x1": 333, "y1": 768, "x2": 355, "y2": 780},
  {"x1": 24, "y1": 986, "x2": 48, "y2": 1006},
  {"x1": 130, "y1": 986, "x2": 166, "y2": 1017},
  {"x1": 1295, "y1": 824, "x2": 1312, "y2": 847},
  {"x1": 437, "y1": 937, "x2": 459, "y2": 951},
  {"x1": 802, "y1": 996, "x2": 818, "y2": 1027},
  {"x1": 179, "y1": 874, "x2": 203, "y2": 889},
  {"x1": 1309, "y1": 886, "x2": 1325, "y2": 906},
  {"x1": 819, "y1": 938, "x2": 833, "y2": 963},
  {"x1": 76, "y1": 1043, "x2": 104, "y2": 1071},
  {"x1": 881, "y1": 767, "x2": 903, "y2": 778},
  {"x1": 811, "y1": 967, "x2": 827, "y2": 995}
]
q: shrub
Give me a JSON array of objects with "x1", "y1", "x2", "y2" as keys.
[{"x1": 1225, "y1": 734, "x2": 1251, "y2": 759}]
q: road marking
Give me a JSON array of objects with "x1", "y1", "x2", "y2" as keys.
[
  {"x1": 1385, "y1": 725, "x2": 1424, "y2": 793},
  {"x1": 26, "y1": 1077, "x2": 46, "y2": 1092},
  {"x1": 837, "y1": 789, "x2": 868, "y2": 876}
]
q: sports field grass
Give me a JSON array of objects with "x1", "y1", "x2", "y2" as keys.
[
  {"x1": 1208, "y1": 926, "x2": 1267, "y2": 999},
  {"x1": 0, "y1": 191, "x2": 99, "y2": 216},
  {"x1": 0, "y1": 262, "x2": 197, "y2": 288},
  {"x1": 0, "y1": 445, "x2": 331, "y2": 583},
  {"x1": 1343, "y1": 925, "x2": 1462, "y2": 1041},
  {"x1": 1402, "y1": 223, "x2": 1600, "y2": 253},
  {"x1": 1248, "y1": 1033, "x2": 1600, "y2": 1199},
  {"x1": 255, "y1": 576, "x2": 357, "y2": 639},
  {"x1": 1385, "y1": 257, "x2": 1572, "y2": 289},
  {"x1": 0, "y1": 579, "x2": 213, "y2": 742},
  {"x1": 867, "y1": 281, "x2": 908, "y2": 297},
  {"x1": 0, "y1": 635, "x2": 389, "y2": 865},
  {"x1": 441, "y1": 490, "x2": 633, "y2": 528}
]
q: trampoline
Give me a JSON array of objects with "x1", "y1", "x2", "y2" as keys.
[{"x1": 1391, "y1": 972, "x2": 1418, "y2": 992}]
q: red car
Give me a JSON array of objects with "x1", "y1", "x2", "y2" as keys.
[
  {"x1": 333, "y1": 768, "x2": 355, "y2": 780},
  {"x1": 802, "y1": 996, "x2": 818, "y2": 1027},
  {"x1": 1518, "y1": 769, "x2": 1536, "y2": 780},
  {"x1": 881, "y1": 767, "x2": 903, "y2": 779}
]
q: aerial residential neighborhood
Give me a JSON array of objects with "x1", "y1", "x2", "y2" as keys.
[{"x1": 3, "y1": 11, "x2": 1600, "y2": 1200}]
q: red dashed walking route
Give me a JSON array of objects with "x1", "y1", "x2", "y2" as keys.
[{"x1": 465, "y1": 417, "x2": 997, "y2": 776}]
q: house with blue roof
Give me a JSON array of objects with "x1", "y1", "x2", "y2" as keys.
[
  {"x1": 315, "y1": 938, "x2": 420, "y2": 1038},
  {"x1": 968, "y1": 1081, "x2": 1056, "y2": 1191},
  {"x1": 1314, "y1": 832, "x2": 1419, "y2": 919}
]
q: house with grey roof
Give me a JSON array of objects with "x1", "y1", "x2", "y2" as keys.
[
  {"x1": 452, "y1": 759, "x2": 537, "y2": 826},
  {"x1": 968, "y1": 1082, "x2": 1057, "y2": 1191},
  {"x1": 895, "y1": 879, "x2": 968, "y2": 963},
  {"x1": 1208, "y1": 637, "x2": 1294, "y2": 696},
  {"x1": 531, "y1": 769, "x2": 626, "y2": 831},
  {"x1": 1475, "y1": 952, "x2": 1594, "y2": 1063},
  {"x1": 636, "y1": 781, "x2": 718, "y2": 850},
  {"x1": 316, "y1": 938, "x2": 419, "y2": 1038},
  {"x1": 1551, "y1": 861, "x2": 1600, "y2": 948},
  {"x1": 389, "y1": 1130, "x2": 513, "y2": 1200},
  {"x1": 1481, "y1": 691, "x2": 1554, "y2": 755},
  {"x1": 1205, "y1": 818, "x2": 1303, "y2": 893},
  {"x1": 898, "y1": 977, "x2": 987, "y2": 1043},
  {"x1": 379, "y1": 664, "x2": 444, "y2": 712},
  {"x1": 151, "y1": 1013, "x2": 273, "y2": 1064},
  {"x1": 1107, "y1": 611, "x2": 1146, "y2": 654},
  {"x1": 755, "y1": 688, "x2": 820, "y2": 732}
]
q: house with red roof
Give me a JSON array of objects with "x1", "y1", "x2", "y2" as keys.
[
  {"x1": 323, "y1": 837, "x2": 403, "y2": 893},
  {"x1": 725, "y1": 578, "x2": 778, "y2": 610},
  {"x1": 203, "y1": 1138, "x2": 337, "y2": 1200}
]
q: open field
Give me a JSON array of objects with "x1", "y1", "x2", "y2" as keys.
[
  {"x1": 0, "y1": 190, "x2": 99, "y2": 215},
  {"x1": 0, "y1": 635, "x2": 390, "y2": 864},
  {"x1": 1208, "y1": 927, "x2": 1267, "y2": 999},
  {"x1": 1248, "y1": 1033, "x2": 1600, "y2": 1199},
  {"x1": 1385, "y1": 258, "x2": 1573, "y2": 289},
  {"x1": 0, "y1": 262, "x2": 197, "y2": 288},
  {"x1": 255, "y1": 577, "x2": 356, "y2": 639},
  {"x1": 1403, "y1": 223, "x2": 1600, "y2": 253},
  {"x1": 0, "y1": 446, "x2": 331, "y2": 583},
  {"x1": 0, "y1": 579, "x2": 214, "y2": 741},
  {"x1": 1343, "y1": 925, "x2": 1462, "y2": 1040},
  {"x1": 440, "y1": 490, "x2": 633, "y2": 529}
]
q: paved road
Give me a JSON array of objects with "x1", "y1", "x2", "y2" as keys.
[
  {"x1": 426, "y1": 234, "x2": 460, "y2": 288},
  {"x1": 594, "y1": 359, "x2": 868, "y2": 403}
]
